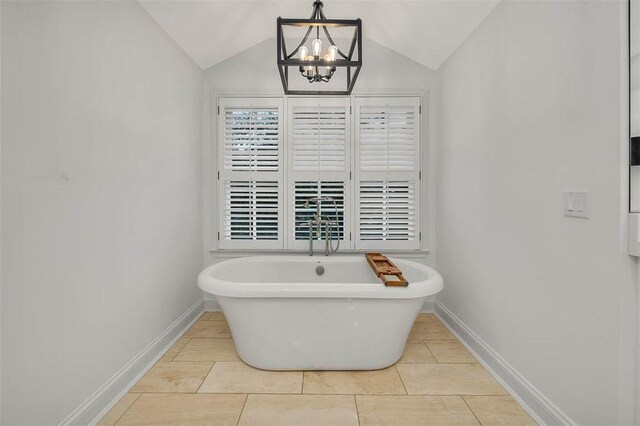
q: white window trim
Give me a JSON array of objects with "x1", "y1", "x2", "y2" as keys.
[{"x1": 209, "y1": 93, "x2": 427, "y2": 254}]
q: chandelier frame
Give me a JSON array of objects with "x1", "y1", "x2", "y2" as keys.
[{"x1": 277, "y1": 1, "x2": 362, "y2": 95}]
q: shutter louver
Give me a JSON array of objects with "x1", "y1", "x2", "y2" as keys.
[
  {"x1": 359, "y1": 106, "x2": 417, "y2": 172},
  {"x1": 359, "y1": 180, "x2": 416, "y2": 241},
  {"x1": 292, "y1": 107, "x2": 347, "y2": 172},
  {"x1": 223, "y1": 108, "x2": 279, "y2": 172},
  {"x1": 293, "y1": 181, "x2": 346, "y2": 241},
  {"x1": 223, "y1": 181, "x2": 279, "y2": 240}
]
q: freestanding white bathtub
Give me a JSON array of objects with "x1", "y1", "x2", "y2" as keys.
[{"x1": 197, "y1": 256, "x2": 443, "y2": 370}]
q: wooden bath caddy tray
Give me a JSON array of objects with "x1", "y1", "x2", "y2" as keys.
[{"x1": 365, "y1": 253, "x2": 408, "y2": 287}]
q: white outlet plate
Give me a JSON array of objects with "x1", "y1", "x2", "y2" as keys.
[{"x1": 564, "y1": 190, "x2": 589, "y2": 219}]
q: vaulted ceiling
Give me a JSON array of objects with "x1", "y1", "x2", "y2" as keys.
[{"x1": 138, "y1": 0, "x2": 500, "y2": 71}]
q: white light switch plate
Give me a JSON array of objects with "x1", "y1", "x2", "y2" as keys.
[{"x1": 564, "y1": 190, "x2": 589, "y2": 218}]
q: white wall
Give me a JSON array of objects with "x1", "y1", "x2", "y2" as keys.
[
  {"x1": 437, "y1": 1, "x2": 636, "y2": 424},
  {"x1": 0, "y1": 2, "x2": 3, "y2": 421},
  {"x1": 631, "y1": 2, "x2": 640, "y2": 214},
  {"x1": 201, "y1": 38, "x2": 439, "y2": 269},
  {"x1": 1, "y1": 1, "x2": 203, "y2": 424},
  {"x1": 631, "y1": 1, "x2": 640, "y2": 212}
]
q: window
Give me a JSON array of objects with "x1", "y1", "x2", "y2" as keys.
[
  {"x1": 354, "y1": 97, "x2": 421, "y2": 249},
  {"x1": 287, "y1": 98, "x2": 352, "y2": 250},
  {"x1": 216, "y1": 96, "x2": 421, "y2": 251},
  {"x1": 217, "y1": 98, "x2": 284, "y2": 249}
]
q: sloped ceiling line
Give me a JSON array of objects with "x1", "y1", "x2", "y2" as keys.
[{"x1": 138, "y1": 0, "x2": 501, "y2": 71}]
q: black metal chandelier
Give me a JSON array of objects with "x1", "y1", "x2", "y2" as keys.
[{"x1": 277, "y1": 1, "x2": 362, "y2": 95}]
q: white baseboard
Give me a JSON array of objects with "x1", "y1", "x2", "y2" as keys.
[
  {"x1": 420, "y1": 298, "x2": 435, "y2": 312},
  {"x1": 435, "y1": 300, "x2": 573, "y2": 426},
  {"x1": 204, "y1": 296, "x2": 221, "y2": 311},
  {"x1": 60, "y1": 298, "x2": 205, "y2": 426}
]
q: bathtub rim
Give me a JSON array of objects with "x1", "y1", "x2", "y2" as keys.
[{"x1": 198, "y1": 255, "x2": 443, "y2": 299}]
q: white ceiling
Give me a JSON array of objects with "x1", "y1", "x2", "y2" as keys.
[{"x1": 139, "y1": 0, "x2": 501, "y2": 70}]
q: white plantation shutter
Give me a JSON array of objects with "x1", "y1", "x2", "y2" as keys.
[
  {"x1": 292, "y1": 107, "x2": 346, "y2": 172},
  {"x1": 359, "y1": 106, "x2": 417, "y2": 172},
  {"x1": 218, "y1": 98, "x2": 284, "y2": 249},
  {"x1": 222, "y1": 181, "x2": 279, "y2": 241},
  {"x1": 355, "y1": 97, "x2": 421, "y2": 249},
  {"x1": 223, "y1": 108, "x2": 279, "y2": 171},
  {"x1": 215, "y1": 95, "x2": 424, "y2": 252},
  {"x1": 287, "y1": 98, "x2": 352, "y2": 249},
  {"x1": 292, "y1": 181, "x2": 346, "y2": 241},
  {"x1": 359, "y1": 180, "x2": 417, "y2": 241}
]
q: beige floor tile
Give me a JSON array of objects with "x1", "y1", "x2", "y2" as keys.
[
  {"x1": 464, "y1": 396, "x2": 536, "y2": 425},
  {"x1": 303, "y1": 367, "x2": 406, "y2": 395},
  {"x1": 396, "y1": 364, "x2": 507, "y2": 396},
  {"x1": 116, "y1": 393, "x2": 246, "y2": 425},
  {"x1": 356, "y1": 395, "x2": 479, "y2": 425},
  {"x1": 199, "y1": 362, "x2": 303, "y2": 394},
  {"x1": 200, "y1": 312, "x2": 226, "y2": 321},
  {"x1": 426, "y1": 340, "x2": 478, "y2": 363},
  {"x1": 409, "y1": 318, "x2": 456, "y2": 340},
  {"x1": 159, "y1": 338, "x2": 190, "y2": 362},
  {"x1": 173, "y1": 339, "x2": 239, "y2": 362},
  {"x1": 97, "y1": 394, "x2": 140, "y2": 426},
  {"x1": 130, "y1": 362, "x2": 213, "y2": 393},
  {"x1": 238, "y1": 394, "x2": 358, "y2": 426},
  {"x1": 207, "y1": 311, "x2": 226, "y2": 321},
  {"x1": 414, "y1": 313, "x2": 438, "y2": 323},
  {"x1": 398, "y1": 340, "x2": 437, "y2": 364},
  {"x1": 184, "y1": 320, "x2": 231, "y2": 338}
]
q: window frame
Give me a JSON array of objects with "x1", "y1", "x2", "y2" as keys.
[{"x1": 213, "y1": 94, "x2": 424, "y2": 252}]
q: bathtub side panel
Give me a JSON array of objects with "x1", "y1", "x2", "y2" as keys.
[{"x1": 218, "y1": 296, "x2": 424, "y2": 370}]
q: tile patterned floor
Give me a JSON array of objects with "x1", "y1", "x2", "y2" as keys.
[{"x1": 98, "y1": 313, "x2": 536, "y2": 425}]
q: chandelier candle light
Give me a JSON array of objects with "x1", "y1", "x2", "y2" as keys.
[{"x1": 277, "y1": 0, "x2": 362, "y2": 95}]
